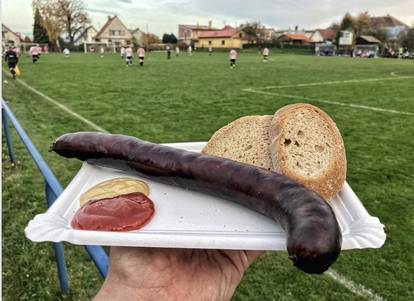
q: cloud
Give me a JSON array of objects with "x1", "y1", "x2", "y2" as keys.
[
  {"x1": 2, "y1": 0, "x2": 414, "y2": 39},
  {"x1": 87, "y1": 8, "x2": 118, "y2": 15}
]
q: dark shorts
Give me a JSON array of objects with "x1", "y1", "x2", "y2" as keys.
[
  {"x1": 126, "y1": 56, "x2": 132, "y2": 60},
  {"x1": 230, "y1": 59, "x2": 236, "y2": 63},
  {"x1": 264, "y1": 55, "x2": 268, "y2": 59},
  {"x1": 139, "y1": 56, "x2": 144, "y2": 60},
  {"x1": 32, "y1": 54, "x2": 39, "y2": 60},
  {"x1": 8, "y1": 62, "x2": 16, "y2": 69}
]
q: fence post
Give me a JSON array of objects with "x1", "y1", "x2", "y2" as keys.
[
  {"x1": 2, "y1": 107, "x2": 16, "y2": 163},
  {"x1": 45, "y1": 182, "x2": 70, "y2": 294}
]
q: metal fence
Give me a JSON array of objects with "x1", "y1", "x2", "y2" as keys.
[{"x1": 2, "y1": 98, "x2": 109, "y2": 293}]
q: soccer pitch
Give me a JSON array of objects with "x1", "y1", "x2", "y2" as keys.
[{"x1": 2, "y1": 52, "x2": 414, "y2": 300}]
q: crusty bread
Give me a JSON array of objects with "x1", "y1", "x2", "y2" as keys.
[
  {"x1": 202, "y1": 115, "x2": 273, "y2": 170},
  {"x1": 268, "y1": 103, "x2": 346, "y2": 200}
]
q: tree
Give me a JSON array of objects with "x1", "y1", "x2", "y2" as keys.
[
  {"x1": 354, "y1": 11, "x2": 370, "y2": 36},
  {"x1": 162, "y1": 33, "x2": 178, "y2": 44},
  {"x1": 141, "y1": 33, "x2": 161, "y2": 46},
  {"x1": 367, "y1": 27, "x2": 389, "y2": 44},
  {"x1": 55, "y1": 0, "x2": 89, "y2": 44},
  {"x1": 340, "y1": 13, "x2": 355, "y2": 31},
  {"x1": 32, "y1": 0, "x2": 89, "y2": 49},
  {"x1": 33, "y1": 8, "x2": 49, "y2": 44},
  {"x1": 33, "y1": 0, "x2": 65, "y2": 50},
  {"x1": 240, "y1": 22, "x2": 266, "y2": 44},
  {"x1": 399, "y1": 28, "x2": 414, "y2": 49}
]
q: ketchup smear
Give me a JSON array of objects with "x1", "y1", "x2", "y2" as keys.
[{"x1": 71, "y1": 192, "x2": 155, "y2": 231}]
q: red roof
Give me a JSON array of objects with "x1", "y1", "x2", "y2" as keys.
[
  {"x1": 281, "y1": 33, "x2": 312, "y2": 42},
  {"x1": 317, "y1": 29, "x2": 337, "y2": 41},
  {"x1": 198, "y1": 26, "x2": 238, "y2": 38}
]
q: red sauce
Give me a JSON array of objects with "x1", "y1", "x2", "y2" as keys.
[{"x1": 71, "y1": 192, "x2": 155, "y2": 231}]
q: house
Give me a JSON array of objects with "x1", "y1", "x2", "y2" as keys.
[
  {"x1": 308, "y1": 29, "x2": 337, "y2": 43},
  {"x1": 94, "y1": 16, "x2": 133, "y2": 47},
  {"x1": 195, "y1": 25, "x2": 248, "y2": 49},
  {"x1": 178, "y1": 21, "x2": 217, "y2": 45},
  {"x1": 75, "y1": 26, "x2": 98, "y2": 45},
  {"x1": 2, "y1": 24, "x2": 22, "y2": 49},
  {"x1": 130, "y1": 28, "x2": 144, "y2": 45},
  {"x1": 278, "y1": 33, "x2": 312, "y2": 45},
  {"x1": 262, "y1": 27, "x2": 276, "y2": 41},
  {"x1": 369, "y1": 15, "x2": 409, "y2": 42}
]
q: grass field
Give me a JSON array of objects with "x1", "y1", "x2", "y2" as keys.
[{"x1": 2, "y1": 51, "x2": 414, "y2": 301}]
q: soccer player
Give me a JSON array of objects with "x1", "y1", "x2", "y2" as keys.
[
  {"x1": 63, "y1": 48, "x2": 70, "y2": 58},
  {"x1": 125, "y1": 45, "x2": 133, "y2": 66},
  {"x1": 100, "y1": 47, "x2": 105, "y2": 58},
  {"x1": 166, "y1": 45, "x2": 171, "y2": 59},
  {"x1": 229, "y1": 49, "x2": 237, "y2": 69},
  {"x1": 208, "y1": 46, "x2": 213, "y2": 56},
  {"x1": 120, "y1": 46, "x2": 125, "y2": 59},
  {"x1": 29, "y1": 45, "x2": 40, "y2": 63},
  {"x1": 4, "y1": 47, "x2": 18, "y2": 79},
  {"x1": 137, "y1": 47, "x2": 145, "y2": 66},
  {"x1": 263, "y1": 47, "x2": 269, "y2": 62},
  {"x1": 175, "y1": 46, "x2": 180, "y2": 56},
  {"x1": 188, "y1": 45, "x2": 192, "y2": 56}
]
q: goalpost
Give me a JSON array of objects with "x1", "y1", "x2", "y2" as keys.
[
  {"x1": 21, "y1": 43, "x2": 49, "y2": 54},
  {"x1": 83, "y1": 42, "x2": 117, "y2": 53}
]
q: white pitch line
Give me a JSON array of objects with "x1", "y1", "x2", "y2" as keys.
[
  {"x1": 242, "y1": 88, "x2": 414, "y2": 117},
  {"x1": 326, "y1": 269, "x2": 385, "y2": 301},
  {"x1": 259, "y1": 75, "x2": 414, "y2": 90},
  {"x1": 13, "y1": 77, "x2": 108, "y2": 133}
]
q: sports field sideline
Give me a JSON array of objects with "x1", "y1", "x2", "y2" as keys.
[{"x1": 2, "y1": 51, "x2": 414, "y2": 300}]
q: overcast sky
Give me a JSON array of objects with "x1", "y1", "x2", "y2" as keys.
[{"x1": 2, "y1": 0, "x2": 414, "y2": 38}]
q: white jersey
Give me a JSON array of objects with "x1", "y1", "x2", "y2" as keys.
[
  {"x1": 175, "y1": 47, "x2": 180, "y2": 54},
  {"x1": 188, "y1": 46, "x2": 192, "y2": 53},
  {"x1": 100, "y1": 47, "x2": 105, "y2": 54},
  {"x1": 125, "y1": 47, "x2": 133, "y2": 57},
  {"x1": 63, "y1": 48, "x2": 70, "y2": 55}
]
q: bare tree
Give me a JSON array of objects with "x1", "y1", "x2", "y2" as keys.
[
  {"x1": 32, "y1": 0, "x2": 89, "y2": 48},
  {"x1": 55, "y1": 0, "x2": 89, "y2": 44},
  {"x1": 240, "y1": 22, "x2": 266, "y2": 44}
]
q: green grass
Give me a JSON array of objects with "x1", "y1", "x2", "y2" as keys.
[{"x1": 2, "y1": 51, "x2": 414, "y2": 300}]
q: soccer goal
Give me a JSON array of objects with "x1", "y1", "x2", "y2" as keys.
[
  {"x1": 82, "y1": 42, "x2": 113, "y2": 54},
  {"x1": 21, "y1": 43, "x2": 49, "y2": 54}
]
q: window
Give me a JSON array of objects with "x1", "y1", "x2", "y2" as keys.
[
  {"x1": 119, "y1": 30, "x2": 125, "y2": 36},
  {"x1": 239, "y1": 33, "x2": 242, "y2": 38},
  {"x1": 208, "y1": 41, "x2": 212, "y2": 45},
  {"x1": 222, "y1": 40, "x2": 225, "y2": 45}
]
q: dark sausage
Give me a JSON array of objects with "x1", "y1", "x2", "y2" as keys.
[{"x1": 50, "y1": 132, "x2": 342, "y2": 274}]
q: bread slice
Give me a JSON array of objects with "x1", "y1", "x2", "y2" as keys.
[
  {"x1": 268, "y1": 103, "x2": 346, "y2": 200},
  {"x1": 202, "y1": 115, "x2": 273, "y2": 170}
]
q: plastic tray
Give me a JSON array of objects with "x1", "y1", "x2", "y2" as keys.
[{"x1": 25, "y1": 142, "x2": 386, "y2": 250}]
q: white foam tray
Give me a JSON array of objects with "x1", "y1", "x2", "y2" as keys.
[{"x1": 25, "y1": 142, "x2": 386, "y2": 250}]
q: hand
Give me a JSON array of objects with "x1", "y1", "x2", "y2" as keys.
[{"x1": 94, "y1": 247, "x2": 264, "y2": 301}]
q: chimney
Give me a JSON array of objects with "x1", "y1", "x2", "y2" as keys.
[
  {"x1": 208, "y1": 20, "x2": 212, "y2": 29},
  {"x1": 295, "y1": 25, "x2": 298, "y2": 32},
  {"x1": 108, "y1": 16, "x2": 112, "y2": 20}
]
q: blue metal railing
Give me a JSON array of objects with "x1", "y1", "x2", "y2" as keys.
[{"x1": 2, "y1": 99, "x2": 109, "y2": 293}]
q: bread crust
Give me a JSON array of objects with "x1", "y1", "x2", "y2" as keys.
[{"x1": 269, "y1": 103, "x2": 346, "y2": 201}]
